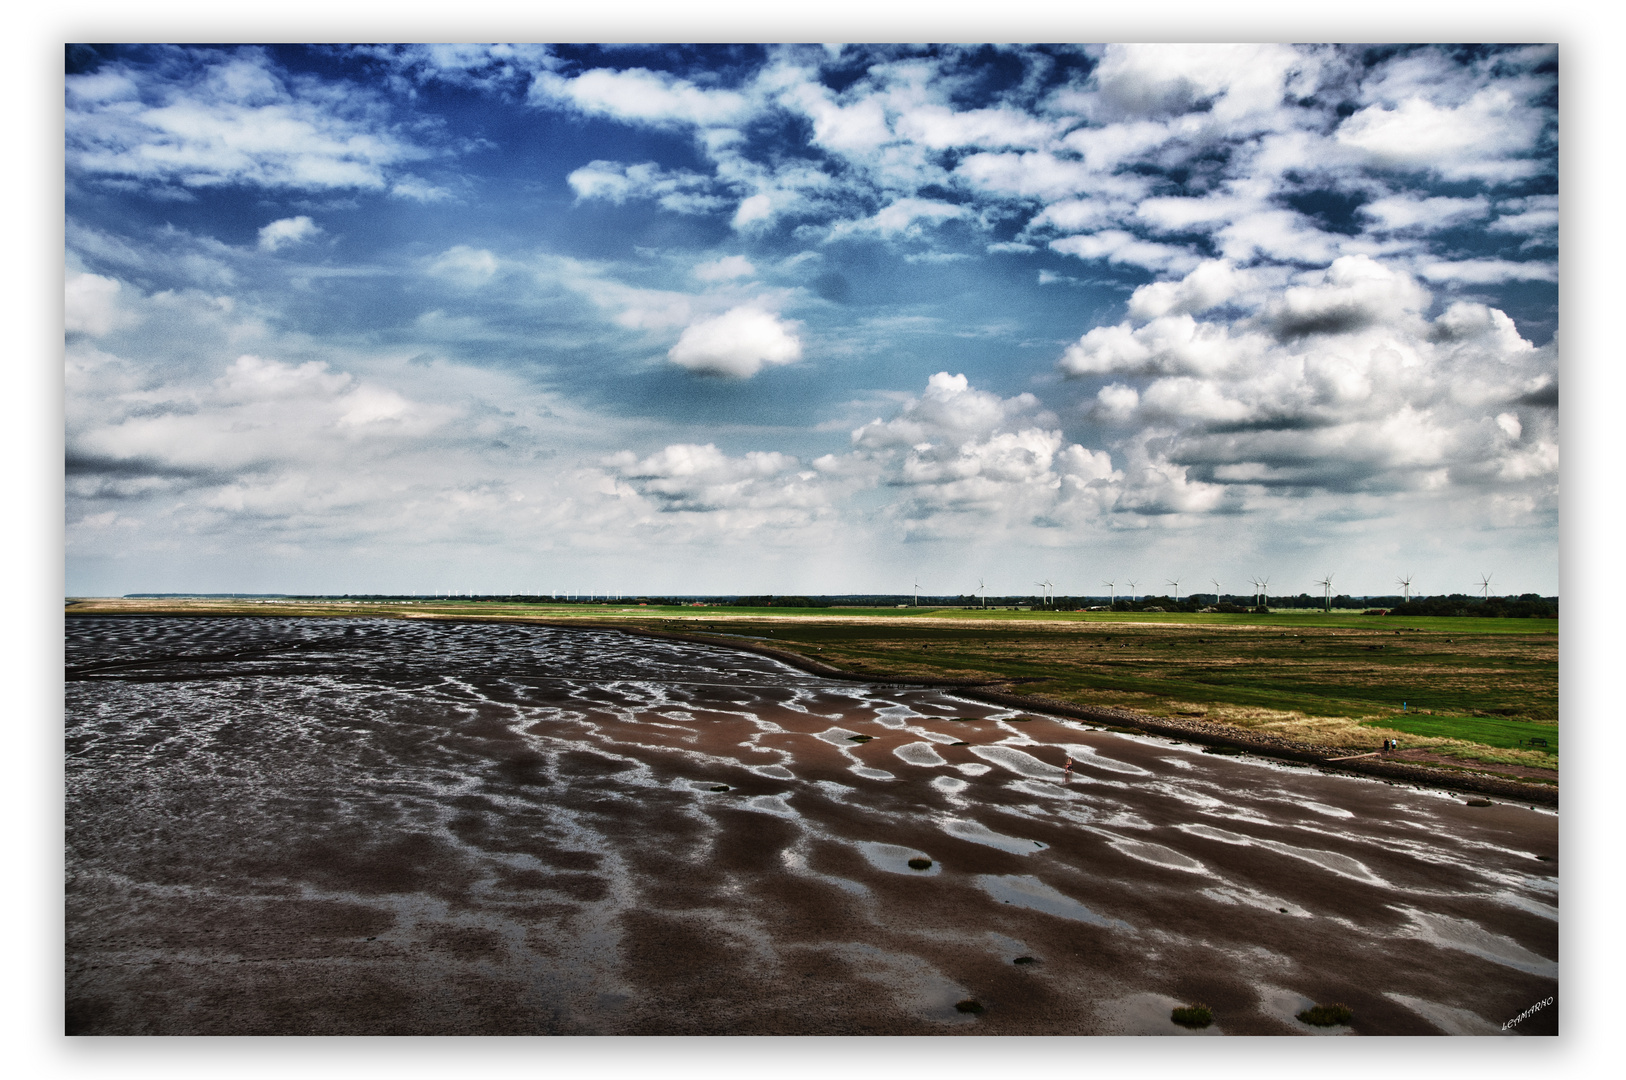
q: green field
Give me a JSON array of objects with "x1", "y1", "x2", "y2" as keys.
[{"x1": 1363, "y1": 713, "x2": 1559, "y2": 754}]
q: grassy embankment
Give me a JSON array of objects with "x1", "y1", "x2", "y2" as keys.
[{"x1": 66, "y1": 597, "x2": 1557, "y2": 774}]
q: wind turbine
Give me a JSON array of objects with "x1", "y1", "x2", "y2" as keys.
[
  {"x1": 1396, "y1": 575, "x2": 1412, "y2": 603},
  {"x1": 1103, "y1": 579, "x2": 1116, "y2": 607},
  {"x1": 1033, "y1": 580, "x2": 1053, "y2": 607},
  {"x1": 1166, "y1": 578, "x2": 1181, "y2": 604},
  {"x1": 913, "y1": 578, "x2": 920, "y2": 607},
  {"x1": 1315, "y1": 573, "x2": 1335, "y2": 613},
  {"x1": 976, "y1": 578, "x2": 987, "y2": 608},
  {"x1": 1478, "y1": 572, "x2": 1493, "y2": 600},
  {"x1": 1258, "y1": 576, "x2": 1271, "y2": 609},
  {"x1": 1211, "y1": 578, "x2": 1222, "y2": 604},
  {"x1": 1126, "y1": 579, "x2": 1139, "y2": 603}
]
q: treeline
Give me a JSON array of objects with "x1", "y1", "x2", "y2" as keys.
[
  {"x1": 1381, "y1": 594, "x2": 1557, "y2": 618},
  {"x1": 730, "y1": 596, "x2": 829, "y2": 607}
]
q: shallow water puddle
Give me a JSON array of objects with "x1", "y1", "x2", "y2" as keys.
[
  {"x1": 1063, "y1": 745, "x2": 1151, "y2": 776},
  {"x1": 1384, "y1": 992, "x2": 1508, "y2": 1036},
  {"x1": 892, "y1": 741, "x2": 948, "y2": 768},
  {"x1": 1103, "y1": 836, "x2": 1210, "y2": 874},
  {"x1": 969, "y1": 745, "x2": 1066, "y2": 780},
  {"x1": 854, "y1": 841, "x2": 940, "y2": 876},
  {"x1": 940, "y1": 818, "x2": 1048, "y2": 855},
  {"x1": 1179, "y1": 823, "x2": 1386, "y2": 886},
  {"x1": 1391, "y1": 907, "x2": 1558, "y2": 976},
  {"x1": 975, "y1": 874, "x2": 1128, "y2": 928}
]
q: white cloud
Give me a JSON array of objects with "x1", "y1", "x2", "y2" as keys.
[
  {"x1": 1266, "y1": 255, "x2": 1430, "y2": 338},
  {"x1": 668, "y1": 307, "x2": 803, "y2": 377},
  {"x1": 1054, "y1": 257, "x2": 1555, "y2": 508},
  {"x1": 566, "y1": 160, "x2": 723, "y2": 214},
  {"x1": 1060, "y1": 315, "x2": 1262, "y2": 379},
  {"x1": 1335, "y1": 87, "x2": 1547, "y2": 181},
  {"x1": 607, "y1": 442, "x2": 819, "y2": 516},
  {"x1": 733, "y1": 193, "x2": 775, "y2": 229},
  {"x1": 693, "y1": 255, "x2": 755, "y2": 281},
  {"x1": 1359, "y1": 195, "x2": 1489, "y2": 233},
  {"x1": 425, "y1": 245, "x2": 498, "y2": 286},
  {"x1": 838, "y1": 372, "x2": 1121, "y2": 532},
  {"x1": 831, "y1": 197, "x2": 966, "y2": 238},
  {"x1": 257, "y1": 215, "x2": 321, "y2": 251},
  {"x1": 65, "y1": 272, "x2": 136, "y2": 336},
  {"x1": 1126, "y1": 260, "x2": 1255, "y2": 321},
  {"x1": 366, "y1": 44, "x2": 557, "y2": 92},
  {"x1": 1050, "y1": 231, "x2": 1199, "y2": 273},
  {"x1": 1488, "y1": 195, "x2": 1558, "y2": 236},
  {"x1": 1415, "y1": 259, "x2": 1558, "y2": 284},
  {"x1": 66, "y1": 48, "x2": 431, "y2": 192},
  {"x1": 531, "y1": 67, "x2": 751, "y2": 128},
  {"x1": 1086, "y1": 43, "x2": 1316, "y2": 123},
  {"x1": 892, "y1": 104, "x2": 1058, "y2": 150},
  {"x1": 389, "y1": 176, "x2": 454, "y2": 202},
  {"x1": 957, "y1": 151, "x2": 1148, "y2": 202}
]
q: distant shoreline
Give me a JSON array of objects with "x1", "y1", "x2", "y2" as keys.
[{"x1": 66, "y1": 599, "x2": 1558, "y2": 807}]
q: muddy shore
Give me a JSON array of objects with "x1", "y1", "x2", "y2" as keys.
[{"x1": 66, "y1": 615, "x2": 1558, "y2": 1035}]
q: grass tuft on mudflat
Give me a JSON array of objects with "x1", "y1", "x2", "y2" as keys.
[
  {"x1": 1297, "y1": 1003, "x2": 1353, "y2": 1026},
  {"x1": 955, "y1": 999, "x2": 984, "y2": 1014},
  {"x1": 1171, "y1": 1003, "x2": 1213, "y2": 1028},
  {"x1": 907, "y1": 857, "x2": 933, "y2": 870}
]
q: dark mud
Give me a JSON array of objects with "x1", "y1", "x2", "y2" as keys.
[{"x1": 65, "y1": 616, "x2": 1558, "y2": 1035}]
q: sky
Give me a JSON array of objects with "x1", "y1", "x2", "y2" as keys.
[{"x1": 63, "y1": 42, "x2": 1559, "y2": 598}]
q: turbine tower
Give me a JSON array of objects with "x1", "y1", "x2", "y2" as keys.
[
  {"x1": 1166, "y1": 578, "x2": 1181, "y2": 604},
  {"x1": 1258, "y1": 576, "x2": 1271, "y2": 609},
  {"x1": 1126, "y1": 579, "x2": 1139, "y2": 603},
  {"x1": 1103, "y1": 579, "x2": 1116, "y2": 607},
  {"x1": 1478, "y1": 572, "x2": 1493, "y2": 600},
  {"x1": 1396, "y1": 575, "x2": 1413, "y2": 603},
  {"x1": 1211, "y1": 578, "x2": 1222, "y2": 603},
  {"x1": 913, "y1": 578, "x2": 920, "y2": 607},
  {"x1": 1033, "y1": 580, "x2": 1053, "y2": 607},
  {"x1": 977, "y1": 578, "x2": 987, "y2": 608},
  {"x1": 1315, "y1": 573, "x2": 1335, "y2": 613}
]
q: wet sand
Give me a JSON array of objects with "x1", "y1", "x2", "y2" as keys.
[{"x1": 65, "y1": 616, "x2": 1558, "y2": 1035}]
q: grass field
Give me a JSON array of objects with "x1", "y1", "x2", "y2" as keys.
[
  {"x1": 66, "y1": 597, "x2": 1558, "y2": 773},
  {"x1": 1362, "y1": 713, "x2": 1559, "y2": 753}
]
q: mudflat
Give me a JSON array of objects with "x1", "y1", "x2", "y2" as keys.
[{"x1": 65, "y1": 615, "x2": 1558, "y2": 1035}]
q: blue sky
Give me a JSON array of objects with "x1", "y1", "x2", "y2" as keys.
[{"x1": 64, "y1": 43, "x2": 1559, "y2": 597}]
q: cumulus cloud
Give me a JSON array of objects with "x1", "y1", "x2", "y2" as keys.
[
  {"x1": 257, "y1": 215, "x2": 321, "y2": 251},
  {"x1": 667, "y1": 307, "x2": 802, "y2": 377},
  {"x1": 65, "y1": 272, "x2": 137, "y2": 336},
  {"x1": 1126, "y1": 260, "x2": 1255, "y2": 320},
  {"x1": 1335, "y1": 87, "x2": 1548, "y2": 181},
  {"x1": 1055, "y1": 257, "x2": 1556, "y2": 506},
  {"x1": 607, "y1": 443, "x2": 818, "y2": 517},
  {"x1": 1083, "y1": 43, "x2": 1318, "y2": 123},
  {"x1": 65, "y1": 45, "x2": 1560, "y2": 591},
  {"x1": 828, "y1": 372, "x2": 1122, "y2": 533}
]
